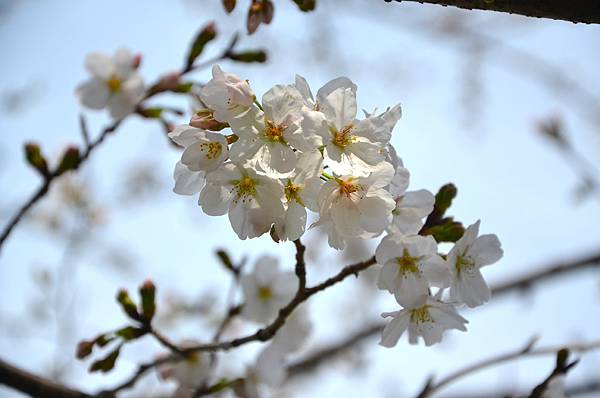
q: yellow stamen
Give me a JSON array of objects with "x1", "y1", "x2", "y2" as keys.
[
  {"x1": 396, "y1": 249, "x2": 419, "y2": 276},
  {"x1": 410, "y1": 306, "x2": 432, "y2": 324},
  {"x1": 337, "y1": 178, "x2": 362, "y2": 198},
  {"x1": 257, "y1": 286, "x2": 272, "y2": 301},
  {"x1": 331, "y1": 124, "x2": 355, "y2": 148},
  {"x1": 106, "y1": 75, "x2": 122, "y2": 92},
  {"x1": 199, "y1": 142, "x2": 222, "y2": 160},
  {"x1": 264, "y1": 119, "x2": 287, "y2": 143}
]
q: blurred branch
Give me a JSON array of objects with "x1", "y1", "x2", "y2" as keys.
[
  {"x1": 415, "y1": 339, "x2": 600, "y2": 398},
  {"x1": 443, "y1": 379, "x2": 600, "y2": 398},
  {"x1": 384, "y1": 0, "x2": 600, "y2": 24},
  {"x1": 286, "y1": 249, "x2": 600, "y2": 379},
  {"x1": 0, "y1": 117, "x2": 122, "y2": 253},
  {"x1": 0, "y1": 358, "x2": 91, "y2": 398}
]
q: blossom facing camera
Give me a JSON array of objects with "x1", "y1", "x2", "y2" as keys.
[
  {"x1": 448, "y1": 220, "x2": 503, "y2": 308},
  {"x1": 240, "y1": 256, "x2": 297, "y2": 323},
  {"x1": 76, "y1": 48, "x2": 144, "y2": 119},
  {"x1": 375, "y1": 234, "x2": 449, "y2": 307}
]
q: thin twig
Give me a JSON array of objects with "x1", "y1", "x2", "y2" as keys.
[
  {"x1": 416, "y1": 339, "x2": 600, "y2": 398},
  {"x1": 285, "y1": 249, "x2": 600, "y2": 379}
]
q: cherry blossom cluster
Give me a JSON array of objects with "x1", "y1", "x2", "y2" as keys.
[{"x1": 167, "y1": 65, "x2": 503, "y2": 348}]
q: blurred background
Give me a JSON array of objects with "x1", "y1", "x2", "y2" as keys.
[{"x1": 0, "y1": 0, "x2": 599, "y2": 397}]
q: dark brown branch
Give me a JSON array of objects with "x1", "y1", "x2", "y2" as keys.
[
  {"x1": 285, "y1": 249, "x2": 600, "y2": 379},
  {"x1": 384, "y1": 0, "x2": 600, "y2": 24},
  {"x1": 0, "y1": 358, "x2": 91, "y2": 398}
]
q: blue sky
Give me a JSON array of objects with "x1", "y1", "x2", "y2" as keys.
[{"x1": 1, "y1": 0, "x2": 599, "y2": 397}]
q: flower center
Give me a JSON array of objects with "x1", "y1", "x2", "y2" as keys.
[
  {"x1": 106, "y1": 75, "x2": 122, "y2": 92},
  {"x1": 331, "y1": 124, "x2": 355, "y2": 148},
  {"x1": 264, "y1": 119, "x2": 287, "y2": 143},
  {"x1": 199, "y1": 142, "x2": 222, "y2": 160},
  {"x1": 234, "y1": 176, "x2": 257, "y2": 199},
  {"x1": 284, "y1": 180, "x2": 304, "y2": 205},
  {"x1": 336, "y1": 178, "x2": 362, "y2": 198},
  {"x1": 396, "y1": 249, "x2": 420, "y2": 276},
  {"x1": 455, "y1": 254, "x2": 475, "y2": 276},
  {"x1": 410, "y1": 306, "x2": 432, "y2": 324},
  {"x1": 257, "y1": 286, "x2": 272, "y2": 301},
  {"x1": 186, "y1": 352, "x2": 201, "y2": 364}
]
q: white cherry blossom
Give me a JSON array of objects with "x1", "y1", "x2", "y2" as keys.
[
  {"x1": 448, "y1": 220, "x2": 503, "y2": 308},
  {"x1": 158, "y1": 347, "x2": 211, "y2": 389},
  {"x1": 294, "y1": 75, "x2": 357, "y2": 111},
  {"x1": 76, "y1": 48, "x2": 144, "y2": 119},
  {"x1": 199, "y1": 163, "x2": 284, "y2": 239},
  {"x1": 168, "y1": 125, "x2": 229, "y2": 172},
  {"x1": 389, "y1": 189, "x2": 435, "y2": 235},
  {"x1": 375, "y1": 234, "x2": 449, "y2": 307},
  {"x1": 380, "y1": 295, "x2": 468, "y2": 347},
  {"x1": 273, "y1": 151, "x2": 323, "y2": 241},
  {"x1": 312, "y1": 161, "x2": 396, "y2": 249},
  {"x1": 168, "y1": 124, "x2": 229, "y2": 196},
  {"x1": 172, "y1": 162, "x2": 205, "y2": 195},
  {"x1": 199, "y1": 65, "x2": 255, "y2": 123},
  {"x1": 229, "y1": 84, "x2": 314, "y2": 176},
  {"x1": 302, "y1": 87, "x2": 402, "y2": 176},
  {"x1": 240, "y1": 256, "x2": 297, "y2": 323}
]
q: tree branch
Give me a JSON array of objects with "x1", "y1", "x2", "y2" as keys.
[
  {"x1": 286, "y1": 249, "x2": 600, "y2": 379},
  {"x1": 416, "y1": 339, "x2": 600, "y2": 398},
  {"x1": 0, "y1": 358, "x2": 91, "y2": 398},
  {"x1": 96, "y1": 254, "x2": 377, "y2": 396},
  {"x1": 384, "y1": 0, "x2": 600, "y2": 24}
]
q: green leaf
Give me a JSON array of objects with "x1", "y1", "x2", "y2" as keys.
[
  {"x1": 139, "y1": 280, "x2": 156, "y2": 323},
  {"x1": 421, "y1": 183, "x2": 459, "y2": 236},
  {"x1": 116, "y1": 289, "x2": 140, "y2": 321},
  {"x1": 433, "y1": 184, "x2": 457, "y2": 217},
  {"x1": 115, "y1": 326, "x2": 146, "y2": 341},
  {"x1": 89, "y1": 345, "x2": 121, "y2": 373},
  {"x1": 24, "y1": 142, "x2": 49, "y2": 177},
  {"x1": 185, "y1": 22, "x2": 217, "y2": 70},
  {"x1": 216, "y1": 249, "x2": 238, "y2": 274},
  {"x1": 138, "y1": 107, "x2": 164, "y2": 119},
  {"x1": 227, "y1": 50, "x2": 267, "y2": 63},
  {"x1": 56, "y1": 146, "x2": 80, "y2": 176},
  {"x1": 421, "y1": 218, "x2": 465, "y2": 243},
  {"x1": 292, "y1": 0, "x2": 317, "y2": 11},
  {"x1": 174, "y1": 82, "x2": 194, "y2": 93},
  {"x1": 207, "y1": 378, "x2": 233, "y2": 394}
]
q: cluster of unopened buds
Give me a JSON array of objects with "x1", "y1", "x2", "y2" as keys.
[{"x1": 76, "y1": 49, "x2": 503, "y2": 395}]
